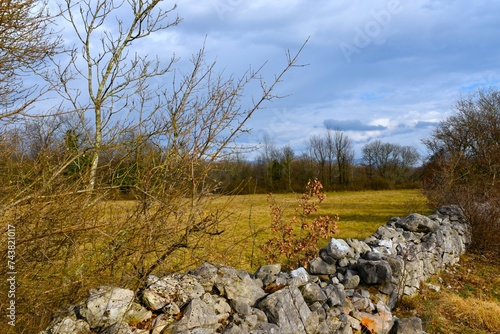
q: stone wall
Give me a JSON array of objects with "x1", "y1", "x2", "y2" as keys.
[{"x1": 41, "y1": 205, "x2": 471, "y2": 334}]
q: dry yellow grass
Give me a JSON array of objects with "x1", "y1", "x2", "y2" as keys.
[
  {"x1": 441, "y1": 294, "x2": 500, "y2": 332},
  {"x1": 208, "y1": 189, "x2": 432, "y2": 271},
  {"x1": 6, "y1": 189, "x2": 498, "y2": 334},
  {"x1": 395, "y1": 251, "x2": 500, "y2": 334}
]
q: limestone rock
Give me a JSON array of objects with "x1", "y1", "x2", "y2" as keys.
[
  {"x1": 390, "y1": 316, "x2": 423, "y2": 333},
  {"x1": 346, "y1": 238, "x2": 371, "y2": 256},
  {"x1": 142, "y1": 274, "x2": 205, "y2": 311},
  {"x1": 215, "y1": 267, "x2": 266, "y2": 306},
  {"x1": 358, "y1": 302, "x2": 394, "y2": 334},
  {"x1": 356, "y1": 259, "x2": 393, "y2": 285},
  {"x1": 289, "y1": 267, "x2": 310, "y2": 287},
  {"x1": 259, "y1": 286, "x2": 312, "y2": 334},
  {"x1": 342, "y1": 270, "x2": 360, "y2": 289},
  {"x1": 319, "y1": 247, "x2": 337, "y2": 264},
  {"x1": 101, "y1": 321, "x2": 132, "y2": 334},
  {"x1": 308, "y1": 256, "x2": 337, "y2": 275},
  {"x1": 254, "y1": 264, "x2": 281, "y2": 280},
  {"x1": 41, "y1": 206, "x2": 471, "y2": 334},
  {"x1": 201, "y1": 293, "x2": 231, "y2": 322},
  {"x1": 252, "y1": 322, "x2": 281, "y2": 333},
  {"x1": 44, "y1": 316, "x2": 91, "y2": 334},
  {"x1": 396, "y1": 213, "x2": 439, "y2": 233},
  {"x1": 189, "y1": 262, "x2": 219, "y2": 292},
  {"x1": 300, "y1": 282, "x2": 327, "y2": 305},
  {"x1": 172, "y1": 297, "x2": 219, "y2": 333},
  {"x1": 151, "y1": 314, "x2": 174, "y2": 334},
  {"x1": 327, "y1": 238, "x2": 351, "y2": 260},
  {"x1": 322, "y1": 283, "x2": 346, "y2": 307},
  {"x1": 80, "y1": 286, "x2": 151, "y2": 328}
]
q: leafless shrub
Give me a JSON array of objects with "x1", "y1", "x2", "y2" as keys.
[{"x1": 423, "y1": 89, "x2": 500, "y2": 252}]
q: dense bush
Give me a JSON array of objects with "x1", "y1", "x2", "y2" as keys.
[{"x1": 423, "y1": 89, "x2": 500, "y2": 253}]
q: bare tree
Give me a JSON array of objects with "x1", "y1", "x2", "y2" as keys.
[
  {"x1": 423, "y1": 89, "x2": 500, "y2": 251},
  {"x1": 308, "y1": 134, "x2": 328, "y2": 185},
  {"x1": 308, "y1": 130, "x2": 351, "y2": 188},
  {"x1": 52, "y1": 0, "x2": 181, "y2": 189},
  {"x1": 1, "y1": 2, "x2": 307, "y2": 330},
  {"x1": 332, "y1": 130, "x2": 354, "y2": 185},
  {"x1": 362, "y1": 140, "x2": 420, "y2": 185},
  {"x1": 0, "y1": 0, "x2": 60, "y2": 119},
  {"x1": 258, "y1": 133, "x2": 282, "y2": 190},
  {"x1": 282, "y1": 144, "x2": 295, "y2": 191}
]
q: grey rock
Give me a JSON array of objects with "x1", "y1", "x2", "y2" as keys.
[
  {"x1": 309, "y1": 301, "x2": 326, "y2": 320},
  {"x1": 215, "y1": 267, "x2": 266, "y2": 306},
  {"x1": 173, "y1": 297, "x2": 219, "y2": 333},
  {"x1": 319, "y1": 248, "x2": 336, "y2": 264},
  {"x1": 337, "y1": 257, "x2": 350, "y2": 267},
  {"x1": 304, "y1": 311, "x2": 320, "y2": 334},
  {"x1": 358, "y1": 310, "x2": 393, "y2": 334},
  {"x1": 351, "y1": 295, "x2": 372, "y2": 312},
  {"x1": 300, "y1": 282, "x2": 327, "y2": 305},
  {"x1": 308, "y1": 257, "x2": 337, "y2": 275},
  {"x1": 289, "y1": 267, "x2": 310, "y2": 287},
  {"x1": 346, "y1": 238, "x2": 371, "y2": 255},
  {"x1": 390, "y1": 316, "x2": 423, "y2": 334},
  {"x1": 176, "y1": 329, "x2": 215, "y2": 334},
  {"x1": 374, "y1": 225, "x2": 401, "y2": 240},
  {"x1": 356, "y1": 259, "x2": 393, "y2": 285},
  {"x1": 258, "y1": 268, "x2": 287, "y2": 287},
  {"x1": 101, "y1": 322, "x2": 132, "y2": 334},
  {"x1": 230, "y1": 298, "x2": 252, "y2": 315},
  {"x1": 232, "y1": 313, "x2": 258, "y2": 331},
  {"x1": 315, "y1": 320, "x2": 332, "y2": 334},
  {"x1": 259, "y1": 286, "x2": 312, "y2": 334},
  {"x1": 189, "y1": 263, "x2": 219, "y2": 292},
  {"x1": 252, "y1": 307, "x2": 268, "y2": 322},
  {"x1": 254, "y1": 264, "x2": 281, "y2": 280},
  {"x1": 143, "y1": 274, "x2": 205, "y2": 310},
  {"x1": 326, "y1": 238, "x2": 351, "y2": 260},
  {"x1": 341, "y1": 270, "x2": 360, "y2": 289},
  {"x1": 44, "y1": 316, "x2": 91, "y2": 334},
  {"x1": 221, "y1": 324, "x2": 248, "y2": 334},
  {"x1": 80, "y1": 286, "x2": 151, "y2": 328},
  {"x1": 322, "y1": 283, "x2": 345, "y2": 307},
  {"x1": 323, "y1": 308, "x2": 343, "y2": 332},
  {"x1": 151, "y1": 314, "x2": 174, "y2": 334},
  {"x1": 396, "y1": 213, "x2": 440, "y2": 233},
  {"x1": 201, "y1": 293, "x2": 231, "y2": 322},
  {"x1": 41, "y1": 206, "x2": 471, "y2": 334},
  {"x1": 346, "y1": 315, "x2": 361, "y2": 331},
  {"x1": 252, "y1": 322, "x2": 281, "y2": 334}
]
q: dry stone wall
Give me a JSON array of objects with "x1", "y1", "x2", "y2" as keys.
[{"x1": 41, "y1": 205, "x2": 470, "y2": 334}]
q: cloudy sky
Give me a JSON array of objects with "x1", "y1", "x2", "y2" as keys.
[{"x1": 56, "y1": 0, "x2": 500, "y2": 160}]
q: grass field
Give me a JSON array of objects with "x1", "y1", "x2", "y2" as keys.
[
  {"x1": 395, "y1": 250, "x2": 500, "y2": 334},
  {"x1": 202, "y1": 189, "x2": 500, "y2": 333},
  {"x1": 7, "y1": 188, "x2": 499, "y2": 334},
  {"x1": 208, "y1": 189, "x2": 432, "y2": 271}
]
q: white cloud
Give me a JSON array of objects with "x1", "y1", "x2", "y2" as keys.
[{"x1": 42, "y1": 0, "x2": 500, "y2": 160}]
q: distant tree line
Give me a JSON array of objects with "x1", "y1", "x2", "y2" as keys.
[
  {"x1": 212, "y1": 129, "x2": 423, "y2": 194},
  {"x1": 1, "y1": 121, "x2": 422, "y2": 198}
]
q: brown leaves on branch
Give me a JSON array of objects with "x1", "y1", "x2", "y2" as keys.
[{"x1": 262, "y1": 179, "x2": 339, "y2": 269}]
